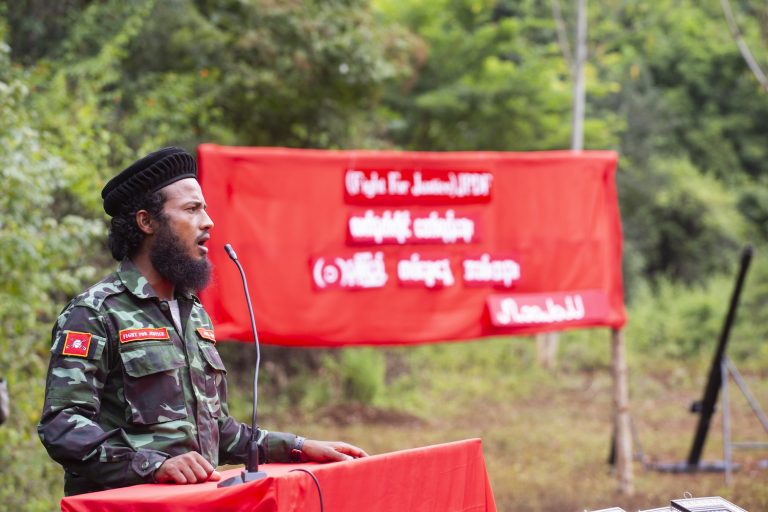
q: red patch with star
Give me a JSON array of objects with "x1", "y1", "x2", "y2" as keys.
[
  {"x1": 196, "y1": 328, "x2": 216, "y2": 343},
  {"x1": 119, "y1": 327, "x2": 170, "y2": 344},
  {"x1": 62, "y1": 331, "x2": 92, "y2": 358}
]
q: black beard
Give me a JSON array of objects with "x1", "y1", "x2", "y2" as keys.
[{"x1": 149, "y1": 221, "x2": 211, "y2": 294}]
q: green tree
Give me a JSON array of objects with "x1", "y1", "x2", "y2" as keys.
[
  {"x1": 597, "y1": 0, "x2": 767, "y2": 283},
  {"x1": 375, "y1": 0, "x2": 623, "y2": 151},
  {"x1": 10, "y1": 0, "x2": 409, "y2": 152},
  {"x1": 0, "y1": 31, "x2": 104, "y2": 510}
]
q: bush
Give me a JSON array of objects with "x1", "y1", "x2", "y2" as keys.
[
  {"x1": 338, "y1": 348, "x2": 386, "y2": 404},
  {"x1": 0, "y1": 33, "x2": 105, "y2": 510},
  {"x1": 625, "y1": 249, "x2": 768, "y2": 368}
]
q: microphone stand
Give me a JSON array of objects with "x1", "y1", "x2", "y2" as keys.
[{"x1": 218, "y1": 243, "x2": 268, "y2": 487}]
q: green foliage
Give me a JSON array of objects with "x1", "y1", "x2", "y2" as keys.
[
  {"x1": 620, "y1": 157, "x2": 747, "y2": 284},
  {"x1": 621, "y1": 244, "x2": 768, "y2": 366},
  {"x1": 12, "y1": 0, "x2": 408, "y2": 152},
  {"x1": 387, "y1": 338, "x2": 545, "y2": 416},
  {"x1": 737, "y1": 178, "x2": 768, "y2": 241},
  {"x1": 4, "y1": 0, "x2": 90, "y2": 64},
  {"x1": 0, "y1": 32, "x2": 104, "y2": 510},
  {"x1": 731, "y1": 246, "x2": 768, "y2": 367},
  {"x1": 626, "y1": 276, "x2": 729, "y2": 360},
  {"x1": 337, "y1": 348, "x2": 386, "y2": 404},
  {"x1": 5, "y1": 1, "x2": 768, "y2": 509},
  {"x1": 376, "y1": 0, "x2": 576, "y2": 150}
]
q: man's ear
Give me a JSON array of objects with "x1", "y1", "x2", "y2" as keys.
[{"x1": 136, "y1": 210, "x2": 155, "y2": 235}]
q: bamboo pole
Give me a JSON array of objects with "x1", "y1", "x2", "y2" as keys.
[
  {"x1": 611, "y1": 327, "x2": 634, "y2": 495},
  {"x1": 571, "y1": 0, "x2": 587, "y2": 151},
  {"x1": 535, "y1": 332, "x2": 559, "y2": 370},
  {"x1": 537, "y1": 0, "x2": 589, "y2": 370}
]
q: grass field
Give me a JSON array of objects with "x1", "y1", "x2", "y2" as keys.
[{"x1": 220, "y1": 335, "x2": 768, "y2": 511}]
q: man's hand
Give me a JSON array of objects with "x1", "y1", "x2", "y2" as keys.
[
  {"x1": 154, "y1": 452, "x2": 222, "y2": 484},
  {"x1": 300, "y1": 440, "x2": 369, "y2": 462}
]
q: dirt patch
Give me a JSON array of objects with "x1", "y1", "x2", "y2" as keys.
[{"x1": 317, "y1": 402, "x2": 427, "y2": 427}]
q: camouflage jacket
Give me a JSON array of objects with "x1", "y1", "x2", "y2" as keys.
[{"x1": 38, "y1": 259, "x2": 298, "y2": 495}]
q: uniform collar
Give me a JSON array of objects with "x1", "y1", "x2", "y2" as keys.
[{"x1": 118, "y1": 258, "x2": 198, "y2": 302}]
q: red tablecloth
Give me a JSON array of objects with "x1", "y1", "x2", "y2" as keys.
[{"x1": 60, "y1": 439, "x2": 496, "y2": 512}]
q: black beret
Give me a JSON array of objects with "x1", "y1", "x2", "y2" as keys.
[{"x1": 101, "y1": 147, "x2": 197, "y2": 216}]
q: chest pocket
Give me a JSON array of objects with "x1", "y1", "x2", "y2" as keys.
[
  {"x1": 197, "y1": 342, "x2": 226, "y2": 418},
  {"x1": 120, "y1": 342, "x2": 187, "y2": 425}
]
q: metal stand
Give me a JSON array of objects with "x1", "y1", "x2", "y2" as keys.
[
  {"x1": 217, "y1": 245, "x2": 269, "y2": 488},
  {"x1": 721, "y1": 356, "x2": 768, "y2": 486},
  {"x1": 652, "y1": 246, "x2": 768, "y2": 482}
]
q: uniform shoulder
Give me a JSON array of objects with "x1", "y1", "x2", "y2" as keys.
[
  {"x1": 69, "y1": 271, "x2": 126, "y2": 312},
  {"x1": 51, "y1": 272, "x2": 125, "y2": 346}
]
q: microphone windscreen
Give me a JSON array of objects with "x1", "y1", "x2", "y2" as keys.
[{"x1": 224, "y1": 243, "x2": 238, "y2": 261}]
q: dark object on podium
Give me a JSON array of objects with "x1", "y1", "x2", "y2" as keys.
[
  {"x1": 590, "y1": 496, "x2": 747, "y2": 511},
  {"x1": 218, "y1": 244, "x2": 267, "y2": 487},
  {"x1": 670, "y1": 496, "x2": 747, "y2": 511},
  {"x1": 653, "y1": 246, "x2": 753, "y2": 474}
]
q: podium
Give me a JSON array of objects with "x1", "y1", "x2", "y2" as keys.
[{"x1": 60, "y1": 439, "x2": 496, "y2": 512}]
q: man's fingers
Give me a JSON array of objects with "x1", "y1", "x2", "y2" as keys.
[
  {"x1": 155, "y1": 452, "x2": 217, "y2": 485},
  {"x1": 334, "y1": 442, "x2": 369, "y2": 458},
  {"x1": 165, "y1": 466, "x2": 188, "y2": 484},
  {"x1": 179, "y1": 464, "x2": 200, "y2": 483},
  {"x1": 207, "y1": 470, "x2": 222, "y2": 482},
  {"x1": 189, "y1": 461, "x2": 213, "y2": 483},
  {"x1": 176, "y1": 452, "x2": 214, "y2": 483},
  {"x1": 301, "y1": 439, "x2": 369, "y2": 463},
  {"x1": 190, "y1": 452, "x2": 216, "y2": 475},
  {"x1": 324, "y1": 448, "x2": 351, "y2": 462}
]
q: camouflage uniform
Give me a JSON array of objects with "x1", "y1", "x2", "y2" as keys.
[{"x1": 38, "y1": 259, "x2": 298, "y2": 495}]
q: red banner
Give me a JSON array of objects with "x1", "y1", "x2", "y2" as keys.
[{"x1": 198, "y1": 145, "x2": 626, "y2": 346}]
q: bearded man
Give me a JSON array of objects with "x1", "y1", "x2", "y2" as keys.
[{"x1": 38, "y1": 147, "x2": 367, "y2": 496}]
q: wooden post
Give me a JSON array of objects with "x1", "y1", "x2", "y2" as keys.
[
  {"x1": 536, "y1": 332, "x2": 559, "y2": 370},
  {"x1": 611, "y1": 327, "x2": 634, "y2": 495}
]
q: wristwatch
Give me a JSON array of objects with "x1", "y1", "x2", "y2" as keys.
[{"x1": 290, "y1": 436, "x2": 305, "y2": 463}]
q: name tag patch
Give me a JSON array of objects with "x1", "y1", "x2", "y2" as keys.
[
  {"x1": 196, "y1": 328, "x2": 216, "y2": 343},
  {"x1": 62, "y1": 331, "x2": 92, "y2": 357},
  {"x1": 119, "y1": 327, "x2": 170, "y2": 344}
]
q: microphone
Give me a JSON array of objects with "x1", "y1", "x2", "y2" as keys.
[
  {"x1": 224, "y1": 243, "x2": 238, "y2": 260},
  {"x1": 218, "y1": 243, "x2": 267, "y2": 487}
]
